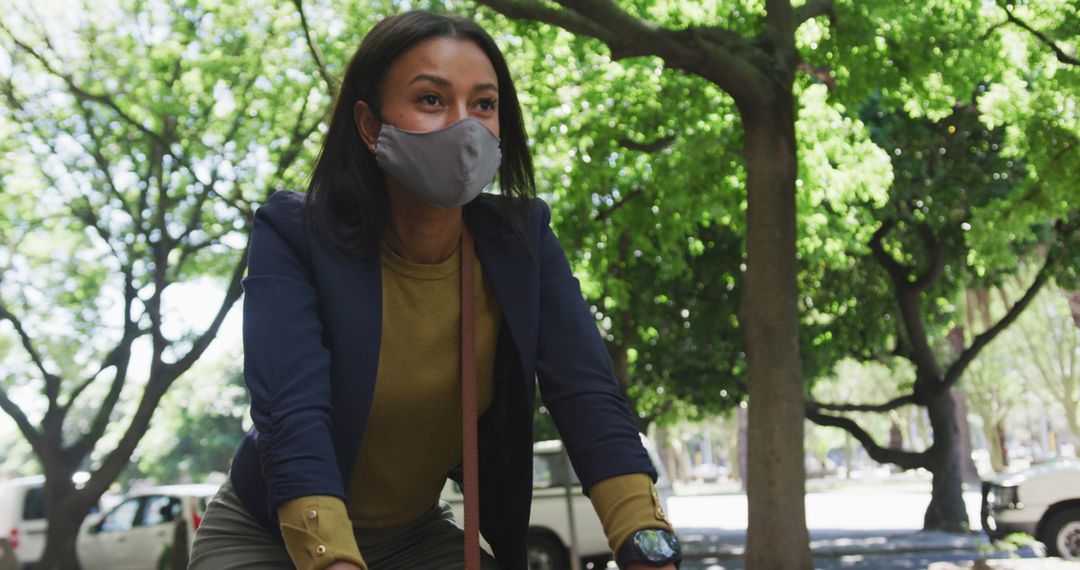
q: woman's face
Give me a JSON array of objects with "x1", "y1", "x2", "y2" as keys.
[{"x1": 356, "y1": 37, "x2": 500, "y2": 144}]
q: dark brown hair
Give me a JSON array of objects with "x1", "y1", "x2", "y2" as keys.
[{"x1": 304, "y1": 10, "x2": 536, "y2": 257}]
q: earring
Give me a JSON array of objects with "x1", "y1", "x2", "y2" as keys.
[{"x1": 369, "y1": 144, "x2": 376, "y2": 152}]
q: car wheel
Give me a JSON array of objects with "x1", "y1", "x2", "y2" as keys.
[
  {"x1": 1041, "y1": 508, "x2": 1080, "y2": 560},
  {"x1": 527, "y1": 532, "x2": 569, "y2": 570}
]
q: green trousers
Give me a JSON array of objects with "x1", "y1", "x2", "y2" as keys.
[{"x1": 189, "y1": 479, "x2": 501, "y2": 570}]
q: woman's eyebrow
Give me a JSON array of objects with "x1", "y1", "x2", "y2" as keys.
[
  {"x1": 409, "y1": 73, "x2": 451, "y2": 87},
  {"x1": 409, "y1": 74, "x2": 498, "y2": 93}
]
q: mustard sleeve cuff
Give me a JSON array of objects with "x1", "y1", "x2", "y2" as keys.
[
  {"x1": 588, "y1": 473, "x2": 675, "y2": 555},
  {"x1": 278, "y1": 495, "x2": 366, "y2": 570}
]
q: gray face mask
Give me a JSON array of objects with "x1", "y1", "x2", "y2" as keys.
[{"x1": 374, "y1": 118, "x2": 502, "y2": 209}]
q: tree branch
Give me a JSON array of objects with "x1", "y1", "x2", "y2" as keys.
[
  {"x1": 618, "y1": 134, "x2": 676, "y2": 153},
  {"x1": 869, "y1": 219, "x2": 944, "y2": 384},
  {"x1": 807, "y1": 394, "x2": 917, "y2": 414},
  {"x1": 796, "y1": 61, "x2": 836, "y2": 90},
  {"x1": 940, "y1": 249, "x2": 1055, "y2": 392},
  {"x1": 0, "y1": 302, "x2": 61, "y2": 405},
  {"x1": 869, "y1": 220, "x2": 910, "y2": 284},
  {"x1": 910, "y1": 223, "x2": 946, "y2": 292},
  {"x1": 0, "y1": 380, "x2": 42, "y2": 454},
  {"x1": 478, "y1": 0, "x2": 618, "y2": 46},
  {"x1": 553, "y1": 0, "x2": 662, "y2": 53},
  {"x1": 0, "y1": 21, "x2": 170, "y2": 150},
  {"x1": 291, "y1": 0, "x2": 337, "y2": 98},
  {"x1": 1003, "y1": 6, "x2": 1079, "y2": 67},
  {"x1": 806, "y1": 407, "x2": 929, "y2": 470},
  {"x1": 476, "y1": 0, "x2": 772, "y2": 106},
  {"x1": 794, "y1": 0, "x2": 836, "y2": 27},
  {"x1": 65, "y1": 266, "x2": 139, "y2": 460},
  {"x1": 595, "y1": 188, "x2": 644, "y2": 222},
  {"x1": 164, "y1": 238, "x2": 250, "y2": 377}
]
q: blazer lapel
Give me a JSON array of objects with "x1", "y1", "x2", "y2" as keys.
[{"x1": 467, "y1": 204, "x2": 538, "y2": 390}]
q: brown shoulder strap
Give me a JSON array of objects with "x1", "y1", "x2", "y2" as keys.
[{"x1": 460, "y1": 224, "x2": 481, "y2": 570}]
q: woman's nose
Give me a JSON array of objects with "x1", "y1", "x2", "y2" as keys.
[{"x1": 447, "y1": 102, "x2": 469, "y2": 125}]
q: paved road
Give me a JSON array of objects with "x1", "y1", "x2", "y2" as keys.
[
  {"x1": 677, "y1": 550, "x2": 1043, "y2": 570},
  {"x1": 656, "y1": 481, "x2": 1046, "y2": 569},
  {"x1": 584, "y1": 479, "x2": 1067, "y2": 569},
  {"x1": 667, "y1": 485, "x2": 985, "y2": 532}
]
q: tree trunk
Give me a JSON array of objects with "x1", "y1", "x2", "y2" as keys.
[
  {"x1": 37, "y1": 446, "x2": 89, "y2": 570},
  {"x1": 38, "y1": 507, "x2": 82, "y2": 570},
  {"x1": 923, "y1": 390, "x2": 971, "y2": 532},
  {"x1": 740, "y1": 95, "x2": 811, "y2": 569},
  {"x1": 983, "y1": 421, "x2": 1005, "y2": 473},
  {"x1": 845, "y1": 432, "x2": 855, "y2": 478},
  {"x1": 952, "y1": 389, "x2": 981, "y2": 483},
  {"x1": 735, "y1": 405, "x2": 748, "y2": 489},
  {"x1": 655, "y1": 426, "x2": 682, "y2": 484},
  {"x1": 997, "y1": 420, "x2": 1009, "y2": 467}
]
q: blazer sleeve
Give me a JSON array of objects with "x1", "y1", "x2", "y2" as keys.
[
  {"x1": 532, "y1": 199, "x2": 658, "y2": 494},
  {"x1": 242, "y1": 191, "x2": 346, "y2": 511}
]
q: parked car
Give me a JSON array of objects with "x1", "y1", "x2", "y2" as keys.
[
  {"x1": 0, "y1": 474, "x2": 118, "y2": 570},
  {"x1": 76, "y1": 484, "x2": 218, "y2": 570},
  {"x1": 0, "y1": 476, "x2": 47, "y2": 569},
  {"x1": 442, "y1": 434, "x2": 673, "y2": 570},
  {"x1": 981, "y1": 458, "x2": 1080, "y2": 560}
]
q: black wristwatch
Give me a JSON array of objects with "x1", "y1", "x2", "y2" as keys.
[{"x1": 615, "y1": 528, "x2": 682, "y2": 569}]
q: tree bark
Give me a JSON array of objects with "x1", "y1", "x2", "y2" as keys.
[
  {"x1": 741, "y1": 95, "x2": 811, "y2": 569},
  {"x1": 39, "y1": 505, "x2": 84, "y2": 570},
  {"x1": 952, "y1": 389, "x2": 981, "y2": 484},
  {"x1": 997, "y1": 420, "x2": 1009, "y2": 467},
  {"x1": 735, "y1": 405, "x2": 748, "y2": 488},
  {"x1": 922, "y1": 390, "x2": 971, "y2": 532}
]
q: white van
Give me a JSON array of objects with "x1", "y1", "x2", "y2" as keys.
[
  {"x1": 442, "y1": 434, "x2": 673, "y2": 570},
  {"x1": 0, "y1": 476, "x2": 48, "y2": 568}
]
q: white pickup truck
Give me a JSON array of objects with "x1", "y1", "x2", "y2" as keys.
[
  {"x1": 981, "y1": 458, "x2": 1080, "y2": 560},
  {"x1": 442, "y1": 434, "x2": 673, "y2": 570}
]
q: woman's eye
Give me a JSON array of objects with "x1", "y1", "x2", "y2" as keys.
[
  {"x1": 477, "y1": 99, "x2": 497, "y2": 112},
  {"x1": 419, "y1": 94, "x2": 441, "y2": 106}
]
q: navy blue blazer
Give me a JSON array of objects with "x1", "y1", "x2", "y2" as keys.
[{"x1": 228, "y1": 190, "x2": 655, "y2": 569}]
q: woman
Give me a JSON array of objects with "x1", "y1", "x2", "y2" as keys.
[{"x1": 189, "y1": 10, "x2": 681, "y2": 570}]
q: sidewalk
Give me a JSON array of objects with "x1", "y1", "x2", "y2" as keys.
[{"x1": 678, "y1": 529, "x2": 995, "y2": 559}]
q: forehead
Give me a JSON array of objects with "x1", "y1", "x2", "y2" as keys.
[{"x1": 383, "y1": 37, "x2": 498, "y2": 90}]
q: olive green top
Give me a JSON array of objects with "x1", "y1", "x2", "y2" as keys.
[{"x1": 277, "y1": 243, "x2": 671, "y2": 570}]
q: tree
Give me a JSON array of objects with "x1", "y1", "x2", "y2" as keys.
[
  {"x1": 472, "y1": 0, "x2": 999, "y2": 561},
  {"x1": 805, "y1": 96, "x2": 1077, "y2": 530},
  {"x1": 0, "y1": 0, "x2": 334, "y2": 565},
  {"x1": 803, "y1": 0, "x2": 1079, "y2": 530}
]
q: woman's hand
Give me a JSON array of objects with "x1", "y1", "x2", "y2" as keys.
[{"x1": 325, "y1": 562, "x2": 364, "y2": 570}]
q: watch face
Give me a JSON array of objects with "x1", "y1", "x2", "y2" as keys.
[{"x1": 633, "y1": 529, "x2": 679, "y2": 562}]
